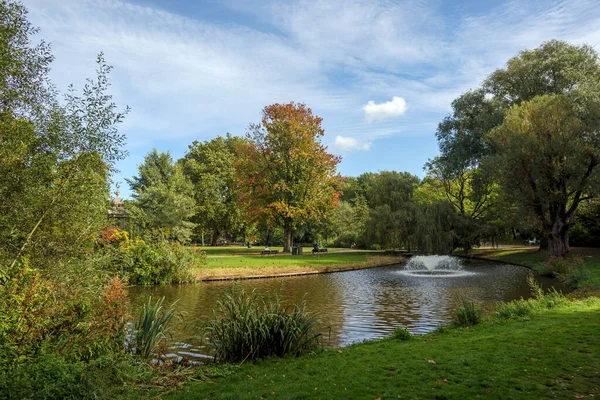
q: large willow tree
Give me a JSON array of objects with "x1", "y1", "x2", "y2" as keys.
[{"x1": 434, "y1": 40, "x2": 600, "y2": 257}]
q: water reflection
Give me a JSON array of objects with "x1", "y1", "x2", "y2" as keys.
[{"x1": 128, "y1": 260, "x2": 563, "y2": 362}]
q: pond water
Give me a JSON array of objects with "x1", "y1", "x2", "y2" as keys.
[{"x1": 128, "y1": 258, "x2": 563, "y2": 362}]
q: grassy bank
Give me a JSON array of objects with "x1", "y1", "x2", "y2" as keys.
[
  {"x1": 472, "y1": 247, "x2": 600, "y2": 290},
  {"x1": 188, "y1": 247, "x2": 401, "y2": 280},
  {"x1": 163, "y1": 297, "x2": 600, "y2": 399}
]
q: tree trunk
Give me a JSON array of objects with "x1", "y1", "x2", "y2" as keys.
[
  {"x1": 547, "y1": 216, "x2": 570, "y2": 257},
  {"x1": 211, "y1": 230, "x2": 221, "y2": 246},
  {"x1": 283, "y1": 220, "x2": 293, "y2": 253}
]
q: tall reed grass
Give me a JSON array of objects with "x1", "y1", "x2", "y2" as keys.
[
  {"x1": 204, "y1": 287, "x2": 321, "y2": 362},
  {"x1": 453, "y1": 296, "x2": 482, "y2": 326},
  {"x1": 130, "y1": 296, "x2": 177, "y2": 359}
]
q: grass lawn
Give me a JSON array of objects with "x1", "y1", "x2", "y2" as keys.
[
  {"x1": 187, "y1": 246, "x2": 400, "y2": 280},
  {"x1": 472, "y1": 247, "x2": 600, "y2": 289},
  {"x1": 162, "y1": 297, "x2": 600, "y2": 399}
]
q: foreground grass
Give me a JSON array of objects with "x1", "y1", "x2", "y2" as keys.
[
  {"x1": 162, "y1": 298, "x2": 600, "y2": 399},
  {"x1": 472, "y1": 247, "x2": 600, "y2": 289},
  {"x1": 188, "y1": 247, "x2": 399, "y2": 280}
]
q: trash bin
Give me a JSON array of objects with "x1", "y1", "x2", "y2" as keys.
[
  {"x1": 297, "y1": 246, "x2": 303, "y2": 255},
  {"x1": 292, "y1": 246, "x2": 298, "y2": 255}
]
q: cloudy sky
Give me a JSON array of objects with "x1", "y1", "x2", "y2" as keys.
[{"x1": 21, "y1": 0, "x2": 600, "y2": 196}]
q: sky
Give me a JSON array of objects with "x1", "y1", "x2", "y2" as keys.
[{"x1": 20, "y1": 0, "x2": 600, "y2": 197}]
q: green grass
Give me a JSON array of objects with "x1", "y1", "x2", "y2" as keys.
[
  {"x1": 185, "y1": 246, "x2": 398, "y2": 280},
  {"x1": 203, "y1": 251, "x2": 371, "y2": 269},
  {"x1": 472, "y1": 247, "x2": 600, "y2": 289},
  {"x1": 163, "y1": 298, "x2": 600, "y2": 399},
  {"x1": 191, "y1": 246, "x2": 369, "y2": 270}
]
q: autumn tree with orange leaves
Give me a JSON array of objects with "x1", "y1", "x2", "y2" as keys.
[{"x1": 236, "y1": 102, "x2": 342, "y2": 252}]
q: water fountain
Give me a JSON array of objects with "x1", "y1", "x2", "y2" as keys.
[{"x1": 401, "y1": 255, "x2": 472, "y2": 277}]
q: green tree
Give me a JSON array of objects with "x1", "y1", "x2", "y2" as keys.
[
  {"x1": 237, "y1": 102, "x2": 342, "y2": 252},
  {"x1": 426, "y1": 89, "x2": 502, "y2": 226},
  {"x1": 0, "y1": 0, "x2": 128, "y2": 270},
  {"x1": 364, "y1": 171, "x2": 419, "y2": 250},
  {"x1": 128, "y1": 150, "x2": 196, "y2": 243},
  {"x1": 488, "y1": 94, "x2": 600, "y2": 256},
  {"x1": 182, "y1": 135, "x2": 247, "y2": 246},
  {"x1": 434, "y1": 40, "x2": 600, "y2": 256}
]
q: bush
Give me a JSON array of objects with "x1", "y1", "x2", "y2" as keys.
[
  {"x1": 204, "y1": 287, "x2": 322, "y2": 362},
  {"x1": 535, "y1": 256, "x2": 589, "y2": 289},
  {"x1": 391, "y1": 327, "x2": 412, "y2": 341},
  {"x1": 98, "y1": 235, "x2": 202, "y2": 285},
  {"x1": 453, "y1": 297, "x2": 482, "y2": 327}
]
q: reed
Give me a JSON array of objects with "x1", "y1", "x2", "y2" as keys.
[
  {"x1": 204, "y1": 287, "x2": 321, "y2": 362},
  {"x1": 131, "y1": 296, "x2": 177, "y2": 359},
  {"x1": 453, "y1": 296, "x2": 482, "y2": 327}
]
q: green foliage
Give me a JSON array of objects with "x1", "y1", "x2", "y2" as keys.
[
  {"x1": 453, "y1": 297, "x2": 482, "y2": 327},
  {"x1": 98, "y1": 234, "x2": 200, "y2": 285},
  {"x1": 204, "y1": 287, "x2": 322, "y2": 362},
  {"x1": 364, "y1": 171, "x2": 419, "y2": 250},
  {"x1": 182, "y1": 134, "x2": 248, "y2": 246},
  {"x1": 0, "y1": 2, "x2": 128, "y2": 270},
  {"x1": 0, "y1": 352, "x2": 156, "y2": 400},
  {"x1": 495, "y1": 274, "x2": 568, "y2": 320},
  {"x1": 128, "y1": 150, "x2": 196, "y2": 243},
  {"x1": 570, "y1": 199, "x2": 600, "y2": 247},
  {"x1": 131, "y1": 296, "x2": 177, "y2": 360},
  {"x1": 534, "y1": 255, "x2": 590, "y2": 289},
  {"x1": 391, "y1": 327, "x2": 412, "y2": 341}
]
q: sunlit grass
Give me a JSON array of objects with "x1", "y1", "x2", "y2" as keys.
[
  {"x1": 184, "y1": 246, "x2": 400, "y2": 280},
  {"x1": 165, "y1": 298, "x2": 600, "y2": 399},
  {"x1": 472, "y1": 247, "x2": 600, "y2": 289}
]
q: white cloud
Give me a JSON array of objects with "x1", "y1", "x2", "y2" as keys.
[
  {"x1": 332, "y1": 135, "x2": 372, "y2": 152},
  {"x1": 362, "y1": 97, "x2": 407, "y2": 122}
]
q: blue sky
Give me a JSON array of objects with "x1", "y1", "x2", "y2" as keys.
[{"x1": 20, "y1": 0, "x2": 600, "y2": 197}]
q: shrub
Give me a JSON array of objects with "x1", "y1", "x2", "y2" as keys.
[
  {"x1": 99, "y1": 237, "x2": 201, "y2": 285},
  {"x1": 391, "y1": 327, "x2": 412, "y2": 341},
  {"x1": 130, "y1": 296, "x2": 177, "y2": 360},
  {"x1": 204, "y1": 287, "x2": 321, "y2": 362},
  {"x1": 535, "y1": 256, "x2": 588, "y2": 288},
  {"x1": 495, "y1": 299, "x2": 534, "y2": 319},
  {"x1": 453, "y1": 297, "x2": 482, "y2": 327}
]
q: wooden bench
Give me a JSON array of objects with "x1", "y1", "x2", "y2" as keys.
[
  {"x1": 261, "y1": 250, "x2": 279, "y2": 256},
  {"x1": 311, "y1": 248, "x2": 328, "y2": 254}
]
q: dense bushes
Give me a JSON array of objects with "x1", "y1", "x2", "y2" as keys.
[
  {"x1": 204, "y1": 287, "x2": 322, "y2": 362},
  {"x1": 96, "y1": 228, "x2": 202, "y2": 285},
  {"x1": 535, "y1": 255, "x2": 590, "y2": 289},
  {"x1": 0, "y1": 260, "x2": 147, "y2": 399}
]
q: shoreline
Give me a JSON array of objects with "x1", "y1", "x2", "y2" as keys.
[{"x1": 192, "y1": 255, "x2": 404, "y2": 282}]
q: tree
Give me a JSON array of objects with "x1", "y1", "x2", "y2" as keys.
[
  {"x1": 488, "y1": 95, "x2": 600, "y2": 256},
  {"x1": 364, "y1": 171, "x2": 419, "y2": 250},
  {"x1": 433, "y1": 40, "x2": 600, "y2": 256},
  {"x1": 128, "y1": 150, "x2": 196, "y2": 243},
  {"x1": 236, "y1": 102, "x2": 341, "y2": 252},
  {"x1": 182, "y1": 135, "x2": 247, "y2": 246},
  {"x1": 0, "y1": 0, "x2": 128, "y2": 270}
]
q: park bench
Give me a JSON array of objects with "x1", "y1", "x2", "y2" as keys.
[
  {"x1": 261, "y1": 250, "x2": 279, "y2": 256},
  {"x1": 311, "y1": 248, "x2": 328, "y2": 254}
]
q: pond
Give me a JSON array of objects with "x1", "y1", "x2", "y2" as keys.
[{"x1": 128, "y1": 258, "x2": 563, "y2": 362}]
